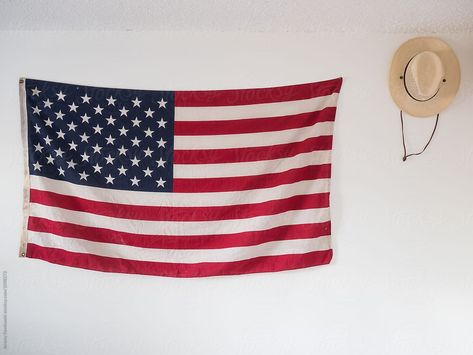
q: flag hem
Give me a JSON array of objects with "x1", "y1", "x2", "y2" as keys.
[{"x1": 19, "y1": 78, "x2": 30, "y2": 257}]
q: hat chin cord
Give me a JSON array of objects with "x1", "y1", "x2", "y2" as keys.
[{"x1": 400, "y1": 110, "x2": 439, "y2": 161}]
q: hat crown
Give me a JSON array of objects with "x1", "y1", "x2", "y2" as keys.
[
  {"x1": 404, "y1": 51, "x2": 445, "y2": 101},
  {"x1": 389, "y1": 37, "x2": 460, "y2": 117}
]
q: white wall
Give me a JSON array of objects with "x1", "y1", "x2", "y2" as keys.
[{"x1": 1, "y1": 31, "x2": 473, "y2": 355}]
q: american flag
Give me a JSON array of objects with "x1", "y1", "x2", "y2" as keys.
[{"x1": 19, "y1": 77, "x2": 342, "y2": 277}]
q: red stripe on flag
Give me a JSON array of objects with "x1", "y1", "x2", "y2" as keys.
[
  {"x1": 174, "y1": 78, "x2": 342, "y2": 107},
  {"x1": 174, "y1": 107, "x2": 336, "y2": 136},
  {"x1": 30, "y1": 189, "x2": 329, "y2": 221},
  {"x1": 174, "y1": 135, "x2": 333, "y2": 164},
  {"x1": 173, "y1": 164, "x2": 331, "y2": 193},
  {"x1": 28, "y1": 217, "x2": 331, "y2": 249},
  {"x1": 26, "y1": 244, "x2": 333, "y2": 277}
]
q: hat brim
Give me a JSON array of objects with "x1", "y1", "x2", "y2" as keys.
[{"x1": 389, "y1": 37, "x2": 460, "y2": 117}]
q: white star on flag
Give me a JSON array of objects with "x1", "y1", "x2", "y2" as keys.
[
  {"x1": 80, "y1": 93, "x2": 91, "y2": 103},
  {"x1": 119, "y1": 106, "x2": 129, "y2": 116},
  {"x1": 79, "y1": 171, "x2": 89, "y2": 180},
  {"x1": 68, "y1": 102, "x2": 78, "y2": 112},
  {"x1": 132, "y1": 97, "x2": 142, "y2": 107},
  {"x1": 157, "y1": 98, "x2": 167, "y2": 108},
  {"x1": 106, "y1": 96, "x2": 116, "y2": 106},
  {"x1": 156, "y1": 177, "x2": 166, "y2": 187},
  {"x1": 105, "y1": 174, "x2": 115, "y2": 184},
  {"x1": 43, "y1": 99, "x2": 53, "y2": 108},
  {"x1": 144, "y1": 108, "x2": 155, "y2": 118},
  {"x1": 56, "y1": 91, "x2": 66, "y2": 101},
  {"x1": 130, "y1": 176, "x2": 140, "y2": 186},
  {"x1": 31, "y1": 87, "x2": 41, "y2": 96}
]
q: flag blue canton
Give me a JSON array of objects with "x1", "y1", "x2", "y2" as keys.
[{"x1": 25, "y1": 79, "x2": 174, "y2": 192}]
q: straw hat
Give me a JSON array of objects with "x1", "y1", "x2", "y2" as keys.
[{"x1": 389, "y1": 37, "x2": 460, "y2": 117}]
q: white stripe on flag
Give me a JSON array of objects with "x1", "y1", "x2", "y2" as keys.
[
  {"x1": 175, "y1": 93, "x2": 339, "y2": 121},
  {"x1": 27, "y1": 231, "x2": 331, "y2": 263},
  {"x1": 29, "y1": 203, "x2": 331, "y2": 236},
  {"x1": 30, "y1": 175, "x2": 330, "y2": 207},
  {"x1": 174, "y1": 121, "x2": 334, "y2": 150},
  {"x1": 174, "y1": 150, "x2": 331, "y2": 178}
]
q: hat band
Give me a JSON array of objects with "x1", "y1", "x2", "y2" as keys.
[{"x1": 402, "y1": 56, "x2": 441, "y2": 102}]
